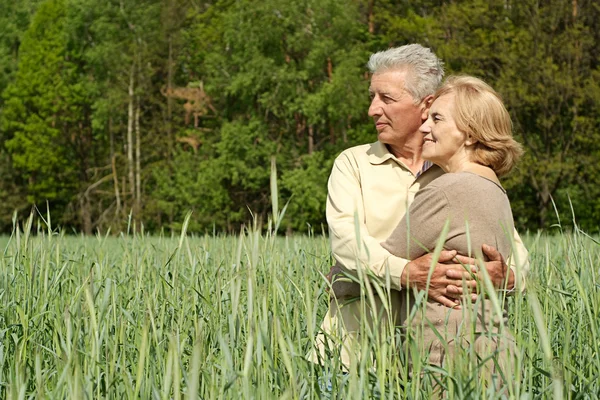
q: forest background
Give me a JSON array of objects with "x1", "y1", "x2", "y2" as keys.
[{"x1": 1, "y1": 0, "x2": 599, "y2": 236}]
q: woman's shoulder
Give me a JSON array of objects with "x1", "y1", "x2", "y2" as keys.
[
  {"x1": 428, "y1": 171, "x2": 505, "y2": 192},
  {"x1": 423, "y1": 172, "x2": 508, "y2": 210}
]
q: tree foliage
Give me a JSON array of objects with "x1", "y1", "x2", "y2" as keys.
[{"x1": 0, "y1": 0, "x2": 599, "y2": 234}]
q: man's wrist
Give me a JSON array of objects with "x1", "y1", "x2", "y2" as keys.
[
  {"x1": 400, "y1": 261, "x2": 421, "y2": 289},
  {"x1": 496, "y1": 268, "x2": 515, "y2": 292},
  {"x1": 505, "y1": 268, "x2": 515, "y2": 290}
]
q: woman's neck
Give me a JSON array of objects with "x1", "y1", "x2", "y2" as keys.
[{"x1": 454, "y1": 162, "x2": 500, "y2": 184}]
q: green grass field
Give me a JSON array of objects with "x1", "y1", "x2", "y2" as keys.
[{"x1": 0, "y1": 215, "x2": 599, "y2": 399}]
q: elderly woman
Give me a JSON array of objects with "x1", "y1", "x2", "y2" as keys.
[{"x1": 382, "y1": 75, "x2": 523, "y2": 378}]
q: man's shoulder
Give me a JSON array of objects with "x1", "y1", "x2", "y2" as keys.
[
  {"x1": 337, "y1": 142, "x2": 378, "y2": 157},
  {"x1": 335, "y1": 141, "x2": 387, "y2": 163}
]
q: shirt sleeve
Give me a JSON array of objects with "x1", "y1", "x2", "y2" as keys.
[
  {"x1": 507, "y1": 228, "x2": 529, "y2": 292},
  {"x1": 326, "y1": 152, "x2": 408, "y2": 291}
]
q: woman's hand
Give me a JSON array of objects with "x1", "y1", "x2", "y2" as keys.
[
  {"x1": 402, "y1": 250, "x2": 478, "y2": 308},
  {"x1": 446, "y1": 244, "x2": 515, "y2": 299}
]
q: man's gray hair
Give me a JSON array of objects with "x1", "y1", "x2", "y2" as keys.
[{"x1": 367, "y1": 44, "x2": 444, "y2": 103}]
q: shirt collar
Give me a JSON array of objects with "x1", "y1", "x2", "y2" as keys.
[
  {"x1": 416, "y1": 160, "x2": 434, "y2": 177},
  {"x1": 367, "y1": 141, "x2": 396, "y2": 165},
  {"x1": 367, "y1": 141, "x2": 436, "y2": 176}
]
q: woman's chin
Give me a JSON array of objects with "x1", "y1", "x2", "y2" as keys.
[
  {"x1": 421, "y1": 150, "x2": 435, "y2": 162},
  {"x1": 422, "y1": 154, "x2": 444, "y2": 167}
]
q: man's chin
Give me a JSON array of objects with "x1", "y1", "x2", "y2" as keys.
[{"x1": 377, "y1": 133, "x2": 394, "y2": 145}]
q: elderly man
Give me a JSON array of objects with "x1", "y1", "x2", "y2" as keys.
[{"x1": 311, "y1": 44, "x2": 528, "y2": 368}]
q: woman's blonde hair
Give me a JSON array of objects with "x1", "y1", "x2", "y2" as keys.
[{"x1": 433, "y1": 76, "x2": 523, "y2": 176}]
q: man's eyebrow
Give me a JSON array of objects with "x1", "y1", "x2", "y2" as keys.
[{"x1": 369, "y1": 89, "x2": 395, "y2": 97}]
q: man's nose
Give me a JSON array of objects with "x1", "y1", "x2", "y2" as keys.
[{"x1": 368, "y1": 98, "x2": 382, "y2": 117}]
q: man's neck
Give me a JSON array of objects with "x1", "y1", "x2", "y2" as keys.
[{"x1": 385, "y1": 143, "x2": 425, "y2": 175}]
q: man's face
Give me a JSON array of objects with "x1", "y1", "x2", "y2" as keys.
[{"x1": 368, "y1": 69, "x2": 429, "y2": 147}]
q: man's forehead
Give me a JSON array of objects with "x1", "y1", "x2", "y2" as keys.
[
  {"x1": 369, "y1": 69, "x2": 409, "y2": 91},
  {"x1": 371, "y1": 67, "x2": 410, "y2": 79}
]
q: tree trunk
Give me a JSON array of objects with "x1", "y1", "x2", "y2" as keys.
[
  {"x1": 167, "y1": 35, "x2": 173, "y2": 159},
  {"x1": 135, "y1": 95, "x2": 141, "y2": 216},
  {"x1": 308, "y1": 125, "x2": 314, "y2": 154},
  {"x1": 538, "y1": 201, "x2": 548, "y2": 228},
  {"x1": 368, "y1": 0, "x2": 375, "y2": 34},
  {"x1": 329, "y1": 122, "x2": 335, "y2": 144},
  {"x1": 537, "y1": 183, "x2": 552, "y2": 228},
  {"x1": 109, "y1": 117, "x2": 121, "y2": 215},
  {"x1": 127, "y1": 61, "x2": 135, "y2": 209},
  {"x1": 80, "y1": 195, "x2": 92, "y2": 235},
  {"x1": 112, "y1": 155, "x2": 121, "y2": 216}
]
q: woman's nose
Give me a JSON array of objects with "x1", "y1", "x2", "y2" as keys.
[{"x1": 419, "y1": 121, "x2": 431, "y2": 134}]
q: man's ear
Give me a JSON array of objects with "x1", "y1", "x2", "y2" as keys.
[{"x1": 420, "y1": 95, "x2": 434, "y2": 120}]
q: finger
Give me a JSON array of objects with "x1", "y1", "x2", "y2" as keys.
[
  {"x1": 482, "y1": 244, "x2": 503, "y2": 262},
  {"x1": 446, "y1": 269, "x2": 476, "y2": 280},
  {"x1": 445, "y1": 285, "x2": 463, "y2": 299},
  {"x1": 437, "y1": 250, "x2": 458, "y2": 263},
  {"x1": 455, "y1": 293, "x2": 478, "y2": 303},
  {"x1": 434, "y1": 294, "x2": 461, "y2": 309},
  {"x1": 446, "y1": 284, "x2": 475, "y2": 295},
  {"x1": 446, "y1": 284, "x2": 461, "y2": 294},
  {"x1": 446, "y1": 279, "x2": 477, "y2": 294},
  {"x1": 453, "y1": 254, "x2": 476, "y2": 266}
]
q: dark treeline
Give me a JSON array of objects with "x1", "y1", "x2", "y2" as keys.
[{"x1": 1, "y1": 0, "x2": 599, "y2": 234}]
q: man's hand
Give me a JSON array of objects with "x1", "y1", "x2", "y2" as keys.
[
  {"x1": 401, "y1": 250, "x2": 478, "y2": 308},
  {"x1": 325, "y1": 266, "x2": 335, "y2": 285},
  {"x1": 446, "y1": 244, "x2": 515, "y2": 298}
]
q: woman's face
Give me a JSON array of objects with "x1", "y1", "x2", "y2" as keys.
[{"x1": 419, "y1": 93, "x2": 471, "y2": 171}]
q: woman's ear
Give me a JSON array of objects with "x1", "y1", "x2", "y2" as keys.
[{"x1": 465, "y1": 135, "x2": 478, "y2": 146}]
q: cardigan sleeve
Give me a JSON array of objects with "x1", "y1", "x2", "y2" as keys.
[{"x1": 382, "y1": 183, "x2": 450, "y2": 260}]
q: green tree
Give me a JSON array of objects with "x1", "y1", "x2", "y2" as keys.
[
  {"x1": 399, "y1": 0, "x2": 600, "y2": 231},
  {"x1": 71, "y1": 0, "x2": 173, "y2": 231},
  {"x1": 0, "y1": 0, "x2": 43, "y2": 229},
  {"x1": 497, "y1": 0, "x2": 600, "y2": 229},
  {"x1": 149, "y1": 0, "x2": 372, "y2": 232},
  {"x1": 2, "y1": 0, "x2": 97, "y2": 232}
]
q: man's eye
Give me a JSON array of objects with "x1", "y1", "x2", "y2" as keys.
[{"x1": 383, "y1": 96, "x2": 394, "y2": 103}]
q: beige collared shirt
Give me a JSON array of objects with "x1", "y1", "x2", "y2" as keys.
[
  {"x1": 310, "y1": 140, "x2": 529, "y2": 368},
  {"x1": 326, "y1": 141, "x2": 444, "y2": 288}
]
